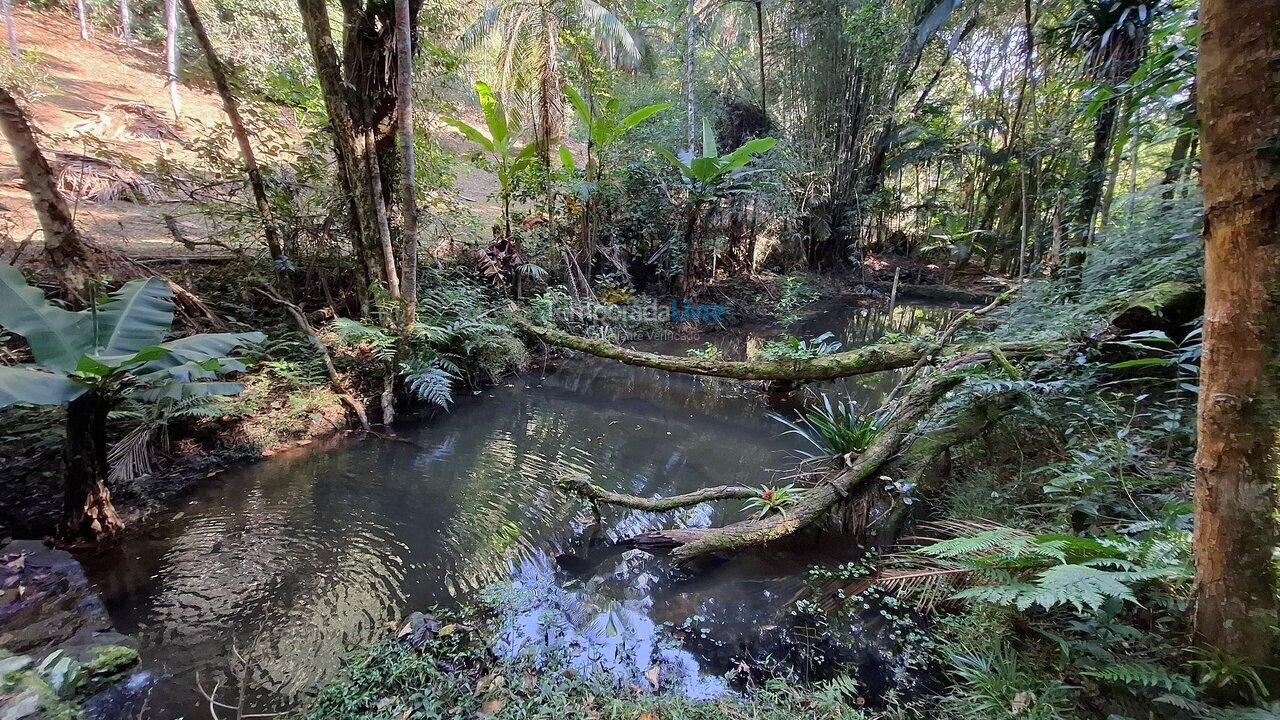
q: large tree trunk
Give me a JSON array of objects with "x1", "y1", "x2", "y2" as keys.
[
  {"x1": 179, "y1": 0, "x2": 284, "y2": 264},
  {"x1": 1192, "y1": 0, "x2": 1280, "y2": 667},
  {"x1": 0, "y1": 87, "x2": 97, "y2": 297},
  {"x1": 165, "y1": 0, "x2": 180, "y2": 118},
  {"x1": 63, "y1": 393, "x2": 123, "y2": 541},
  {"x1": 297, "y1": 0, "x2": 402, "y2": 302}
]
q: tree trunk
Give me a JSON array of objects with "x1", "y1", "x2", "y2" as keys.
[
  {"x1": 297, "y1": 0, "x2": 400, "y2": 301},
  {"x1": 1193, "y1": 0, "x2": 1280, "y2": 668},
  {"x1": 754, "y1": 0, "x2": 765, "y2": 114},
  {"x1": 684, "y1": 0, "x2": 695, "y2": 153},
  {"x1": 75, "y1": 0, "x2": 89, "y2": 40},
  {"x1": 1, "y1": 0, "x2": 18, "y2": 56},
  {"x1": 118, "y1": 0, "x2": 131, "y2": 45},
  {"x1": 0, "y1": 87, "x2": 97, "y2": 297},
  {"x1": 1062, "y1": 96, "x2": 1117, "y2": 292},
  {"x1": 165, "y1": 0, "x2": 180, "y2": 118},
  {"x1": 179, "y1": 0, "x2": 284, "y2": 264},
  {"x1": 63, "y1": 393, "x2": 123, "y2": 541},
  {"x1": 395, "y1": 0, "x2": 417, "y2": 331}
]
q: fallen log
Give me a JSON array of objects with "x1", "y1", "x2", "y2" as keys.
[
  {"x1": 513, "y1": 316, "x2": 937, "y2": 381},
  {"x1": 558, "y1": 344, "x2": 1045, "y2": 562},
  {"x1": 557, "y1": 477, "x2": 759, "y2": 511},
  {"x1": 854, "y1": 280, "x2": 1001, "y2": 304},
  {"x1": 511, "y1": 314, "x2": 1044, "y2": 384}
]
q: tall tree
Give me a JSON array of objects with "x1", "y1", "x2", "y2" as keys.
[
  {"x1": 75, "y1": 0, "x2": 90, "y2": 40},
  {"x1": 165, "y1": 0, "x2": 181, "y2": 118},
  {"x1": 1193, "y1": 0, "x2": 1280, "y2": 667},
  {"x1": 461, "y1": 0, "x2": 641, "y2": 165},
  {"x1": 1058, "y1": 0, "x2": 1157, "y2": 290},
  {"x1": 119, "y1": 0, "x2": 132, "y2": 44},
  {"x1": 178, "y1": 0, "x2": 285, "y2": 264},
  {"x1": 0, "y1": 87, "x2": 98, "y2": 297},
  {"x1": 297, "y1": 0, "x2": 408, "y2": 302},
  {"x1": 396, "y1": 0, "x2": 417, "y2": 334},
  {"x1": 1, "y1": 0, "x2": 18, "y2": 56}
]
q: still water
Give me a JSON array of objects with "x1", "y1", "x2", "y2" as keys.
[{"x1": 77, "y1": 301, "x2": 957, "y2": 717}]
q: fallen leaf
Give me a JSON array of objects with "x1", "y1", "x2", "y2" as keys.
[
  {"x1": 480, "y1": 697, "x2": 507, "y2": 716},
  {"x1": 261, "y1": 449, "x2": 276, "y2": 457},
  {"x1": 644, "y1": 664, "x2": 660, "y2": 689},
  {"x1": 297, "y1": 439, "x2": 313, "y2": 446},
  {"x1": 638, "y1": 714, "x2": 660, "y2": 720},
  {"x1": 1011, "y1": 690, "x2": 1036, "y2": 715},
  {"x1": 172, "y1": 512, "x2": 185, "y2": 521}
]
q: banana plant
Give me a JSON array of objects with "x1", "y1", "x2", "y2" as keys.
[
  {"x1": 443, "y1": 80, "x2": 538, "y2": 243},
  {"x1": 560, "y1": 86, "x2": 668, "y2": 290},
  {"x1": 0, "y1": 265, "x2": 263, "y2": 540},
  {"x1": 652, "y1": 118, "x2": 777, "y2": 288}
]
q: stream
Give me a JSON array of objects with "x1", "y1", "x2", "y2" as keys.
[{"x1": 77, "y1": 300, "x2": 959, "y2": 717}]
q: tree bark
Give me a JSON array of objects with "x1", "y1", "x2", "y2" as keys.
[
  {"x1": 512, "y1": 315, "x2": 1048, "y2": 383},
  {"x1": 75, "y1": 0, "x2": 89, "y2": 40},
  {"x1": 395, "y1": 0, "x2": 417, "y2": 332},
  {"x1": 1, "y1": 0, "x2": 17, "y2": 56},
  {"x1": 1192, "y1": 0, "x2": 1280, "y2": 667},
  {"x1": 0, "y1": 87, "x2": 97, "y2": 297},
  {"x1": 118, "y1": 0, "x2": 131, "y2": 45},
  {"x1": 165, "y1": 0, "x2": 180, "y2": 118},
  {"x1": 297, "y1": 0, "x2": 401, "y2": 301},
  {"x1": 179, "y1": 0, "x2": 284, "y2": 264},
  {"x1": 63, "y1": 392, "x2": 124, "y2": 541}
]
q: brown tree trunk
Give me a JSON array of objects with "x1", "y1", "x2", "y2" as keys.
[
  {"x1": 179, "y1": 0, "x2": 284, "y2": 264},
  {"x1": 63, "y1": 393, "x2": 123, "y2": 540},
  {"x1": 165, "y1": 0, "x2": 180, "y2": 118},
  {"x1": 1193, "y1": 0, "x2": 1280, "y2": 668},
  {"x1": 297, "y1": 0, "x2": 399, "y2": 300},
  {"x1": 0, "y1": 87, "x2": 97, "y2": 297}
]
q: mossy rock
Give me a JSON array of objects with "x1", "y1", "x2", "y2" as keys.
[
  {"x1": 1109, "y1": 280, "x2": 1203, "y2": 332},
  {"x1": 81, "y1": 645, "x2": 138, "y2": 678}
]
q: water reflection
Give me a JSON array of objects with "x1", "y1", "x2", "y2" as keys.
[{"x1": 76, "y1": 301, "x2": 959, "y2": 717}]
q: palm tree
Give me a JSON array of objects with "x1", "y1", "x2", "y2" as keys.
[
  {"x1": 1057, "y1": 0, "x2": 1160, "y2": 289},
  {"x1": 461, "y1": 0, "x2": 641, "y2": 166}
]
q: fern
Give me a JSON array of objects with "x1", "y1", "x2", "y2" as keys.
[
  {"x1": 403, "y1": 367, "x2": 454, "y2": 409},
  {"x1": 1083, "y1": 662, "x2": 1198, "y2": 695}
]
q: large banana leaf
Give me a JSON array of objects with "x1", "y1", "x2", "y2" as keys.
[
  {"x1": 137, "y1": 332, "x2": 266, "y2": 373},
  {"x1": 131, "y1": 381, "x2": 245, "y2": 402},
  {"x1": 0, "y1": 365, "x2": 87, "y2": 408},
  {"x1": 0, "y1": 264, "x2": 93, "y2": 372},
  {"x1": 91, "y1": 279, "x2": 174, "y2": 358}
]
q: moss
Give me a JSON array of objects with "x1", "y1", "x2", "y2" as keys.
[
  {"x1": 1, "y1": 669, "x2": 80, "y2": 720},
  {"x1": 82, "y1": 645, "x2": 138, "y2": 677},
  {"x1": 1108, "y1": 280, "x2": 1202, "y2": 330}
]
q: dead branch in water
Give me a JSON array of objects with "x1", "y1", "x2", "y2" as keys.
[{"x1": 560, "y1": 345, "x2": 1046, "y2": 562}]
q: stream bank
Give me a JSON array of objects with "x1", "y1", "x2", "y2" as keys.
[{"x1": 65, "y1": 298, "x2": 959, "y2": 717}]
